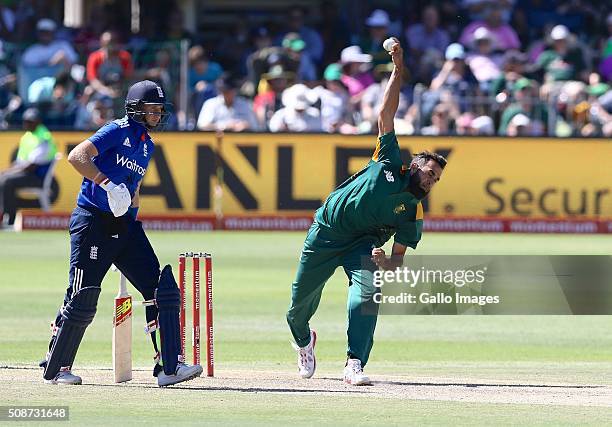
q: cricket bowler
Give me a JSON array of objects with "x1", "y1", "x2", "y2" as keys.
[
  {"x1": 286, "y1": 40, "x2": 447, "y2": 385},
  {"x1": 41, "y1": 80, "x2": 203, "y2": 386}
]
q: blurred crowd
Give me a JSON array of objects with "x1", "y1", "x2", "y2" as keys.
[{"x1": 0, "y1": 0, "x2": 610, "y2": 137}]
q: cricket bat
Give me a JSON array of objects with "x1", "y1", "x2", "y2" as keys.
[{"x1": 112, "y1": 272, "x2": 133, "y2": 383}]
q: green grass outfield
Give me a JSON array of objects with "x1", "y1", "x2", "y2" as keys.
[{"x1": 1, "y1": 231, "x2": 611, "y2": 425}]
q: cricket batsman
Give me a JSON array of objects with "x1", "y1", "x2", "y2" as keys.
[
  {"x1": 41, "y1": 80, "x2": 203, "y2": 386},
  {"x1": 287, "y1": 40, "x2": 447, "y2": 385}
]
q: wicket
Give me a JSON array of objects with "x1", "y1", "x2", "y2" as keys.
[{"x1": 178, "y1": 252, "x2": 214, "y2": 377}]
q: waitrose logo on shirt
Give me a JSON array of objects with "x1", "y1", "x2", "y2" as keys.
[{"x1": 116, "y1": 154, "x2": 146, "y2": 176}]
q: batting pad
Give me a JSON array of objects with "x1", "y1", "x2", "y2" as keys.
[
  {"x1": 44, "y1": 286, "x2": 101, "y2": 380},
  {"x1": 156, "y1": 265, "x2": 182, "y2": 375}
]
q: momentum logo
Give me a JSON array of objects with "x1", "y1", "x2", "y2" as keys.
[{"x1": 116, "y1": 154, "x2": 146, "y2": 176}]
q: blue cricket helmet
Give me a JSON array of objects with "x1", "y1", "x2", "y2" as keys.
[{"x1": 125, "y1": 80, "x2": 172, "y2": 129}]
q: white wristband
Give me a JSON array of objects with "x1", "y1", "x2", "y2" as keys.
[{"x1": 99, "y1": 178, "x2": 116, "y2": 192}]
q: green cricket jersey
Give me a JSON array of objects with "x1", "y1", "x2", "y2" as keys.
[{"x1": 315, "y1": 131, "x2": 423, "y2": 248}]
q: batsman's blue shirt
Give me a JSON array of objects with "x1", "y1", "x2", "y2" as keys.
[{"x1": 76, "y1": 116, "x2": 154, "y2": 212}]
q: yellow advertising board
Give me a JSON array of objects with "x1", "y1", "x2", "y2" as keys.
[{"x1": 1, "y1": 132, "x2": 610, "y2": 219}]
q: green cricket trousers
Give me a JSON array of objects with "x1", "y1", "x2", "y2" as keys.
[{"x1": 286, "y1": 221, "x2": 380, "y2": 366}]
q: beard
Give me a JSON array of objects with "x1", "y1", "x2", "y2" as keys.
[{"x1": 406, "y1": 169, "x2": 429, "y2": 200}]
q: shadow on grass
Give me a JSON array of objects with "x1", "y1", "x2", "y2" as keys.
[
  {"x1": 316, "y1": 376, "x2": 602, "y2": 389},
  {"x1": 90, "y1": 382, "x2": 370, "y2": 394},
  {"x1": 370, "y1": 380, "x2": 602, "y2": 389}
]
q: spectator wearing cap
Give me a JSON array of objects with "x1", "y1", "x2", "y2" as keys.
[
  {"x1": 86, "y1": 31, "x2": 134, "y2": 100},
  {"x1": 430, "y1": 43, "x2": 477, "y2": 92},
  {"x1": 534, "y1": 25, "x2": 590, "y2": 106},
  {"x1": 465, "y1": 27, "x2": 502, "y2": 89},
  {"x1": 418, "y1": 43, "x2": 476, "y2": 124},
  {"x1": 21, "y1": 19, "x2": 78, "y2": 69},
  {"x1": 309, "y1": 63, "x2": 354, "y2": 133},
  {"x1": 281, "y1": 33, "x2": 317, "y2": 82},
  {"x1": 359, "y1": 9, "x2": 394, "y2": 67},
  {"x1": 0, "y1": 108, "x2": 57, "y2": 227},
  {"x1": 197, "y1": 76, "x2": 258, "y2": 132},
  {"x1": 405, "y1": 6, "x2": 450, "y2": 81},
  {"x1": 459, "y1": 7, "x2": 520, "y2": 51},
  {"x1": 250, "y1": 30, "x2": 318, "y2": 95},
  {"x1": 339, "y1": 45, "x2": 375, "y2": 105},
  {"x1": 498, "y1": 78, "x2": 547, "y2": 135},
  {"x1": 361, "y1": 62, "x2": 408, "y2": 132},
  {"x1": 253, "y1": 65, "x2": 294, "y2": 129},
  {"x1": 269, "y1": 84, "x2": 322, "y2": 132},
  {"x1": 279, "y1": 5, "x2": 324, "y2": 64},
  {"x1": 535, "y1": 25, "x2": 588, "y2": 83},
  {"x1": 250, "y1": 32, "x2": 316, "y2": 92}
]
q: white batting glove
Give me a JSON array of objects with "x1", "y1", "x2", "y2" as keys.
[{"x1": 100, "y1": 180, "x2": 132, "y2": 217}]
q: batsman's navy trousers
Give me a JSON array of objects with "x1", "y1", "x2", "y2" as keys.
[{"x1": 52, "y1": 205, "x2": 160, "y2": 333}]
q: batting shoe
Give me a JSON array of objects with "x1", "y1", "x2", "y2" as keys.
[
  {"x1": 291, "y1": 330, "x2": 317, "y2": 379},
  {"x1": 157, "y1": 362, "x2": 203, "y2": 387},
  {"x1": 45, "y1": 367, "x2": 82, "y2": 385},
  {"x1": 343, "y1": 359, "x2": 371, "y2": 386}
]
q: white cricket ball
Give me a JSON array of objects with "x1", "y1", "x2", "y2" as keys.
[{"x1": 383, "y1": 37, "x2": 398, "y2": 52}]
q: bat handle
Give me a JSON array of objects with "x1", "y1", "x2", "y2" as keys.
[{"x1": 116, "y1": 269, "x2": 129, "y2": 297}]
